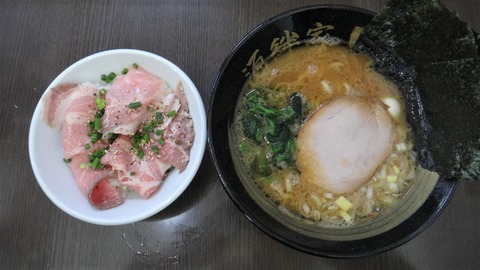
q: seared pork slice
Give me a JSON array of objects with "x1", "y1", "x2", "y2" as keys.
[
  {"x1": 102, "y1": 67, "x2": 169, "y2": 137},
  {"x1": 59, "y1": 85, "x2": 108, "y2": 158},
  {"x1": 101, "y1": 135, "x2": 171, "y2": 198},
  {"x1": 297, "y1": 96, "x2": 395, "y2": 194},
  {"x1": 42, "y1": 83, "x2": 94, "y2": 130},
  {"x1": 43, "y1": 83, "x2": 100, "y2": 158},
  {"x1": 101, "y1": 83, "x2": 194, "y2": 197},
  {"x1": 43, "y1": 83, "x2": 125, "y2": 209},
  {"x1": 69, "y1": 154, "x2": 124, "y2": 209},
  {"x1": 160, "y1": 82, "x2": 195, "y2": 172}
]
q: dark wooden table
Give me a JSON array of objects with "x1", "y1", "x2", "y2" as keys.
[{"x1": 1, "y1": 0, "x2": 479, "y2": 269}]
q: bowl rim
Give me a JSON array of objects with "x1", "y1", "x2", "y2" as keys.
[
  {"x1": 29, "y1": 48, "x2": 207, "y2": 225},
  {"x1": 208, "y1": 4, "x2": 459, "y2": 257}
]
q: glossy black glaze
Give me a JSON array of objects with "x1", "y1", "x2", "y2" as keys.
[{"x1": 208, "y1": 5, "x2": 458, "y2": 258}]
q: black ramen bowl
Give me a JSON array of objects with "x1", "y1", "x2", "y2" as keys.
[{"x1": 208, "y1": 5, "x2": 458, "y2": 258}]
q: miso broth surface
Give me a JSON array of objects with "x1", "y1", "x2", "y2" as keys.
[{"x1": 249, "y1": 43, "x2": 402, "y2": 108}]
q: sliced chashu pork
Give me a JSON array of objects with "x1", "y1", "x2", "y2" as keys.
[
  {"x1": 160, "y1": 82, "x2": 195, "y2": 172},
  {"x1": 43, "y1": 83, "x2": 93, "y2": 131},
  {"x1": 101, "y1": 135, "x2": 172, "y2": 198},
  {"x1": 42, "y1": 70, "x2": 195, "y2": 209},
  {"x1": 100, "y1": 82, "x2": 195, "y2": 197},
  {"x1": 42, "y1": 83, "x2": 125, "y2": 209},
  {"x1": 296, "y1": 96, "x2": 395, "y2": 194},
  {"x1": 69, "y1": 154, "x2": 124, "y2": 209},
  {"x1": 102, "y1": 66, "x2": 169, "y2": 137}
]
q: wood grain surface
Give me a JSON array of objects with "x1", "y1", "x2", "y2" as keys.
[{"x1": 1, "y1": 0, "x2": 479, "y2": 269}]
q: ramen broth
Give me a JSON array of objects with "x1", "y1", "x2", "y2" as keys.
[{"x1": 233, "y1": 42, "x2": 417, "y2": 227}]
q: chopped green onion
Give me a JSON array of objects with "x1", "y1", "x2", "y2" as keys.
[
  {"x1": 99, "y1": 88, "x2": 107, "y2": 95},
  {"x1": 128, "y1": 101, "x2": 142, "y2": 109},
  {"x1": 133, "y1": 63, "x2": 139, "y2": 68},
  {"x1": 91, "y1": 157, "x2": 100, "y2": 168},
  {"x1": 166, "y1": 166, "x2": 175, "y2": 173},
  {"x1": 84, "y1": 143, "x2": 91, "y2": 149},
  {"x1": 155, "y1": 129, "x2": 163, "y2": 136},
  {"x1": 97, "y1": 102, "x2": 105, "y2": 111},
  {"x1": 90, "y1": 133, "x2": 101, "y2": 143},
  {"x1": 131, "y1": 133, "x2": 141, "y2": 149},
  {"x1": 139, "y1": 133, "x2": 150, "y2": 145},
  {"x1": 142, "y1": 123, "x2": 153, "y2": 133},
  {"x1": 166, "y1": 110, "x2": 177, "y2": 117},
  {"x1": 95, "y1": 110, "x2": 104, "y2": 118},
  {"x1": 92, "y1": 149, "x2": 105, "y2": 157},
  {"x1": 335, "y1": 196, "x2": 353, "y2": 212},
  {"x1": 122, "y1": 68, "x2": 128, "y2": 75},
  {"x1": 158, "y1": 139, "x2": 164, "y2": 145},
  {"x1": 151, "y1": 145, "x2": 159, "y2": 154},
  {"x1": 137, "y1": 149, "x2": 145, "y2": 159},
  {"x1": 155, "y1": 112, "x2": 163, "y2": 122},
  {"x1": 338, "y1": 209, "x2": 352, "y2": 222},
  {"x1": 94, "y1": 118, "x2": 102, "y2": 131},
  {"x1": 63, "y1": 158, "x2": 72, "y2": 163},
  {"x1": 101, "y1": 72, "x2": 117, "y2": 84},
  {"x1": 95, "y1": 97, "x2": 106, "y2": 110},
  {"x1": 387, "y1": 175, "x2": 398, "y2": 183},
  {"x1": 130, "y1": 172, "x2": 136, "y2": 176},
  {"x1": 108, "y1": 72, "x2": 116, "y2": 82},
  {"x1": 80, "y1": 147, "x2": 107, "y2": 170}
]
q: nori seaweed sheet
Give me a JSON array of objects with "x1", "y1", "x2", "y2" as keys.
[
  {"x1": 363, "y1": 0, "x2": 478, "y2": 64},
  {"x1": 416, "y1": 58, "x2": 480, "y2": 181},
  {"x1": 363, "y1": 0, "x2": 450, "y2": 48},
  {"x1": 353, "y1": 0, "x2": 480, "y2": 181},
  {"x1": 395, "y1": 9, "x2": 478, "y2": 64}
]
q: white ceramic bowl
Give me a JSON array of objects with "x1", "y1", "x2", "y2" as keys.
[{"x1": 29, "y1": 49, "x2": 206, "y2": 225}]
